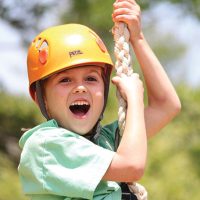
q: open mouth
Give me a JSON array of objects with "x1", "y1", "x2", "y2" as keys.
[{"x1": 69, "y1": 101, "x2": 90, "y2": 117}]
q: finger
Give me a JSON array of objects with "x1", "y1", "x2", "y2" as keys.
[
  {"x1": 112, "y1": 4, "x2": 140, "y2": 22},
  {"x1": 115, "y1": 0, "x2": 138, "y2": 6},
  {"x1": 113, "y1": 7, "x2": 131, "y2": 18},
  {"x1": 113, "y1": 1, "x2": 140, "y2": 13},
  {"x1": 133, "y1": 72, "x2": 139, "y2": 76},
  {"x1": 131, "y1": 73, "x2": 139, "y2": 78},
  {"x1": 113, "y1": 14, "x2": 139, "y2": 25},
  {"x1": 111, "y1": 76, "x2": 121, "y2": 85},
  {"x1": 113, "y1": 10, "x2": 140, "y2": 19},
  {"x1": 113, "y1": 1, "x2": 133, "y2": 9}
]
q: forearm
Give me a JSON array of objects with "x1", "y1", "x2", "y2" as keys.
[
  {"x1": 131, "y1": 33, "x2": 181, "y2": 137},
  {"x1": 117, "y1": 98, "x2": 147, "y2": 173},
  {"x1": 103, "y1": 95, "x2": 147, "y2": 182},
  {"x1": 131, "y1": 34, "x2": 178, "y2": 103}
]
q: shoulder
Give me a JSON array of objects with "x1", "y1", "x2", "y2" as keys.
[
  {"x1": 19, "y1": 119, "x2": 82, "y2": 152},
  {"x1": 19, "y1": 120, "x2": 59, "y2": 144}
]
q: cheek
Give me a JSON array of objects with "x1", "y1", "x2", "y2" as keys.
[
  {"x1": 93, "y1": 86, "x2": 104, "y2": 109},
  {"x1": 47, "y1": 85, "x2": 67, "y2": 100},
  {"x1": 45, "y1": 87, "x2": 66, "y2": 113}
]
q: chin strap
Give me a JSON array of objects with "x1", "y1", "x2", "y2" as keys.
[
  {"x1": 36, "y1": 81, "x2": 50, "y2": 120},
  {"x1": 84, "y1": 115, "x2": 103, "y2": 142}
]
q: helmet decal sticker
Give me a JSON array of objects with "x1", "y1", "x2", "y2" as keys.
[
  {"x1": 38, "y1": 41, "x2": 48, "y2": 65},
  {"x1": 89, "y1": 30, "x2": 107, "y2": 53},
  {"x1": 39, "y1": 48, "x2": 48, "y2": 64},
  {"x1": 96, "y1": 38, "x2": 107, "y2": 53}
]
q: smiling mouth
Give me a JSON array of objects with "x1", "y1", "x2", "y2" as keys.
[{"x1": 69, "y1": 101, "x2": 90, "y2": 117}]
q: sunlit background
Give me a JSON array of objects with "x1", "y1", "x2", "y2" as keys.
[{"x1": 0, "y1": 0, "x2": 200, "y2": 199}]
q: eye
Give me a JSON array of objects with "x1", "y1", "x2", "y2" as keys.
[
  {"x1": 60, "y1": 77, "x2": 71, "y2": 83},
  {"x1": 85, "y1": 76, "x2": 97, "y2": 82}
]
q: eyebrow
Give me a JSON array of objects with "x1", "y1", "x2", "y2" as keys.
[
  {"x1": 87, "y1": 69, "x2": 102, "y2": 75},
  {"x1": 57, "y1": 67, "x2": 102, "y2": 77}
]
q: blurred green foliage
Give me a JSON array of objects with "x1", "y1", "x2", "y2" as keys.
[
  {"x1": 142, "y1": 85, "x2": 200, "y2": 199},
  {"x1": 0, "y1": 151, "x2": 28, "y2": 200},
  {"x1": 0, "y1": 90, "x2": 44, "y2": 163},
  {"x1": 0, "y1": 90, "x2": 43, "y2": 137}
]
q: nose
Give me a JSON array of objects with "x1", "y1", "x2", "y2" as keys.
[{"x1": 72, "y1": 85, "x2": 87, "y2": 94}]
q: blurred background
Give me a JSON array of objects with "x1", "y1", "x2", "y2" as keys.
[{"x1": 0, "y1": 0, "x2": 200, "y2": 199}]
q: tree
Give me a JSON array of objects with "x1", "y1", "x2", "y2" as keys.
[
  {"x1": 142, "y1": 85, "x2": 200, "y2": 200},
  {"x1": 0, "y1": 0, "x2": 57, "y2": 45},
  {"x1": 151, "y1": 0, "x2": 200, "y2": 19},
  {"x1": 1, "y1": 0, "x2": 200, "y2": 46},
  {"x1": 0, "y1": 90, "x2": 43, "y2": 162}
]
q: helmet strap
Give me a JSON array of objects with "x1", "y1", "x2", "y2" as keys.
[
  {"x1": 84, "y1": 118, "x2": 102, "y2": 142},
  {"x1": 36, "y1": 81, "x2": 50, "y2": 120},
  {"x1": 102, "y1": 65, "x2": 112, "y2": 113}
]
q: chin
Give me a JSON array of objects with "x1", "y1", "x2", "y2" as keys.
[
  {"x1": 73, "y1": 127, "x2": 91, "y2": 136},
  {"x1": 63, "y1": 124, "x2": 91, "y2": 136},
  {"x1": 60, "y1": 119, "x2": 97, "y2": 136}
]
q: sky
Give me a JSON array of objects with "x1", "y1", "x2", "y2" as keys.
[
  {"x1": 0, "y1": 1, "x2": 200, "y2": 97},
  {"x1": 0, "y1": 20, "x2": 27, "y2": 95},
  {"x1": 149, "y1": 2, "x2": 200, "y2": 86}
]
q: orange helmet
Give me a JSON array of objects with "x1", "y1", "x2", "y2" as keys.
[{"x1": 27, "y1": 23, "x2": 113, "y2": 101}]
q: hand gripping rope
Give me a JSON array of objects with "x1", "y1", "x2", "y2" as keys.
[{"x1": 112, "y1": 22, "x2": 148, "y2": 200}]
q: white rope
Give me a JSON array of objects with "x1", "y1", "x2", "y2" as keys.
[
  {"x1": 113, "y1": 22, "x2": 133, "y2": 136},
  {"x1": 112, "y1": 22, "x2": 148, "y2": 200}
]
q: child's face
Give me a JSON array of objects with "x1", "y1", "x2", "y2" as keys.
[{"x1": 43, "y1": 65, "x2": 105, "y2": 135}]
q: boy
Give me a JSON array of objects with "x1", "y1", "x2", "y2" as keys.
[{"x1": 18, "y1": 0, "x2": 181, "y2": 199}]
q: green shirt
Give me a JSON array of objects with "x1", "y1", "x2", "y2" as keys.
[{"x1": 18, "y1": 119, "x2": 121, "y2": 200}]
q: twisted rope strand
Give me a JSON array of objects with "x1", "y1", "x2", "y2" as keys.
[
  {"x1": 112, "y1": 22, "x2": 148, "y2": 200},
  {"x1": 113, "y1": 22, "x2": 133, "y2": 135}
]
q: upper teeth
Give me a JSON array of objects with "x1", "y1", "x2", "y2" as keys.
[{"x1": 71, "y1": 101, "x2": 89, "y2": 106}]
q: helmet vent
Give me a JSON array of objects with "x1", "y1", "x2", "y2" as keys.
[
  {"x1": 35, "y1": 38, "x2": 42, "y2": 48},
  {"x1": 39, "y1": 41, "x2": 48, "y2": 50}
]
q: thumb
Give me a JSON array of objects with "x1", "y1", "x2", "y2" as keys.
[{"x1": 111, "y1": 76, "x2": 120, "y2": 86}]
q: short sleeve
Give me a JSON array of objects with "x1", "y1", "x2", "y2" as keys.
[{"x1": 18, "y1": 127, "x2": 115, "y2": 199}]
